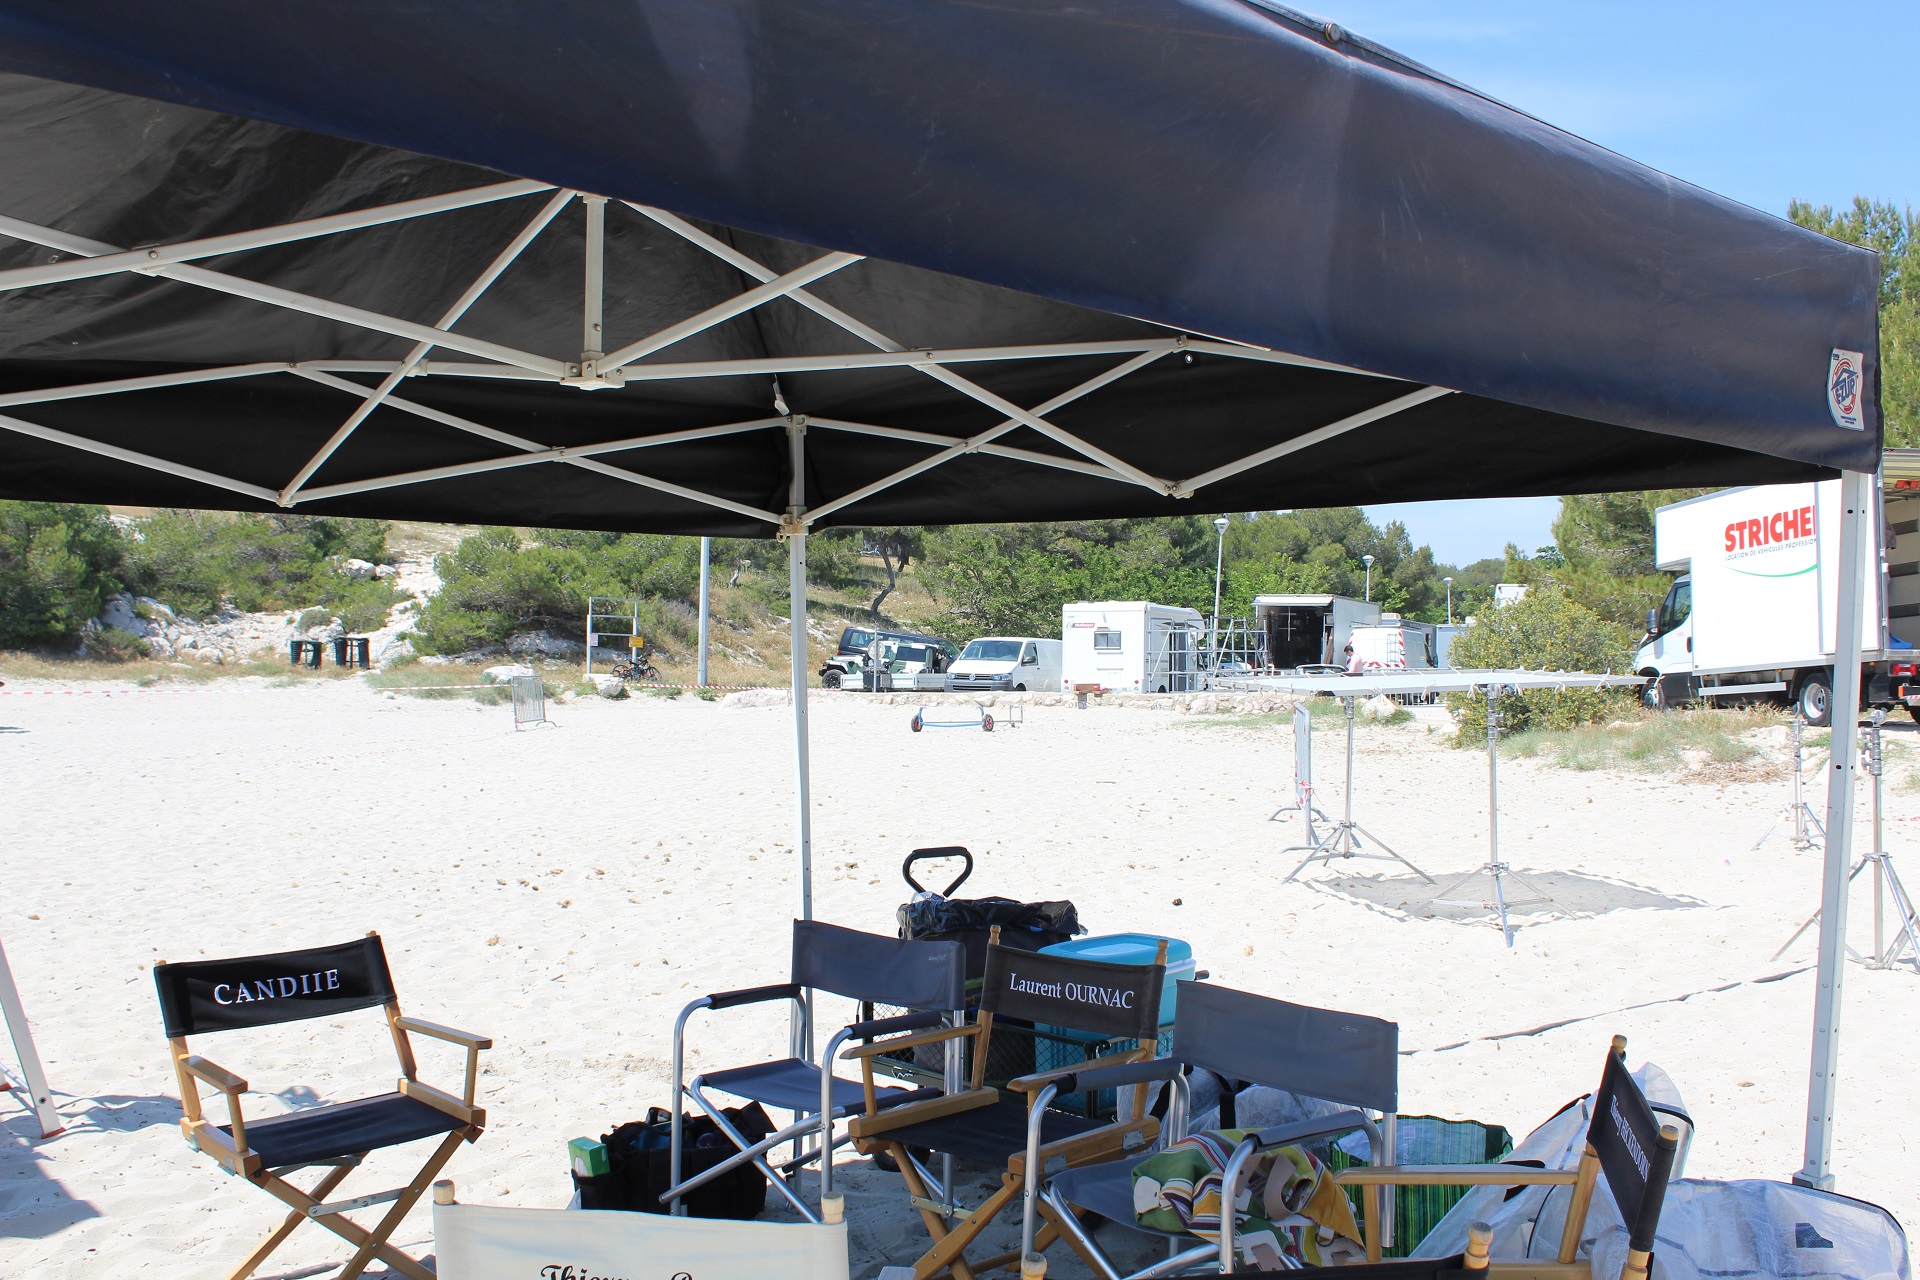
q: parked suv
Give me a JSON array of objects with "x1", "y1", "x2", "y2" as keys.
[{"x1": 819, "y1": 626, "x2": 956, "y2": 689}]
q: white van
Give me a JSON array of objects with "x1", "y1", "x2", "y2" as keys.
[{"x1": 946, "y1": 637, "x2": 1063, "y2": 693}]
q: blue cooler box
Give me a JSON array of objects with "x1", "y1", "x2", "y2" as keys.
[{"x1": 1033, "y1": 934, "x2": 1195, "y2": 1116}]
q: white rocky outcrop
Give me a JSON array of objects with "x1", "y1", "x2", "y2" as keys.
[
  {"x1": 483, "y1": 664, "x2": 536, "y2": 684},
  {"x1": 507, "y1": 630, "x2": 586, "y2": 660}
]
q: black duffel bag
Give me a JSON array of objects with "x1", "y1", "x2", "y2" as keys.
[
  {"x1": 895, "y1": 847, "x2": 1081, "y2": 979},
  {"x1": 573, "y1": 1102, "x2": 773, "y2": 1219}
]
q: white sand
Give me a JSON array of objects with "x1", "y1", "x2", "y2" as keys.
[{"x1": 0, "y1": 679, "x2": 1913, "y2": 1278}]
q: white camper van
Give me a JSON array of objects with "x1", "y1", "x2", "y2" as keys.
[
  {"x1": 1061, "y1": 601, "x2": 1205, "y2": 693},
  {"x1": 1634, "y1": 479, "x2": 1918, "y2": 724},
  {"x1": 1252, "y1": 594, "x2": 1380, "y2": 670},
  {"x1": 946, "y1": 637, "x2": 1063, "y2": 693}
]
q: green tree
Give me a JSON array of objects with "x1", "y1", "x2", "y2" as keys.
[
  {"x1": 1547, "y1": 488, "x2": 1711, "y2": 628},
  {"x1": 1789, "y1": 196, "x2": 1919, "y2": 445},
  {"x1": 0, "y1": 502, "x2": 126, "y2": 649},
  {"x1": 1443, "y1": 587, "x2": 1637, "y2": 743}
]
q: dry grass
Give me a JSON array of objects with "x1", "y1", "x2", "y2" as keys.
[
  {"x1": 0, "y1": 649, "x2": 360, "y2": 686},
  {"x1": 1502, "y1": 705, "x2": 1784, "y2": 778},
  {"x1": 366, "y1": 664, "x2": 510, "y2": 704}
]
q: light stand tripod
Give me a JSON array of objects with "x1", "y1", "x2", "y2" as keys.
[
  {"x1": 1773, "y1": 710, "x2": 1920, "y2": 970},
  {"x1": 1284, "y1": 695, "x2": 1433, "y2": 883},
  {"x1": 1753, "y1": 712, "x2": 1826, "y2": 852},
  {"x1": 1430, "y1": 682, "x2": 1569, "y2": 947}
]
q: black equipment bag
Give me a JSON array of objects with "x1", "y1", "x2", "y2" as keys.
[
  {"x1": 572, "y1": 1102, "x2": 773, "y2": 1219},
  {"x1": 895, "y1": 847, "x2": 1080, "y2": 979}
]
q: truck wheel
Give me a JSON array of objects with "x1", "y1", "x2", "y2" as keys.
[
  {"x1": 1640, "y1": 674, "x2": 1666, "y2": 711},
  {"x1": 821, "y1": 670, "x2": 842, "y2": 690},
  {"x1": 1796, "y1": 673, "x2": 1833, "y2": 727}
]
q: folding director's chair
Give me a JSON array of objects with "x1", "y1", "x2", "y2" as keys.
[
  {"x1": 154, "y1": 932, "x2": 489, "y2": 1280},
  {"x1": 1331, "y1": 1035, "x2": 1680, "y2": 1280},
  {"x1": 669, "y1": 918, "x2": 967, "y2": 1219},
  {"x1": 846, "y1": 928, "x2": 1168, "y2": 1280},
  {"x1": 1020, "y1": 980, "x2": 1398, "y2": 1277}
]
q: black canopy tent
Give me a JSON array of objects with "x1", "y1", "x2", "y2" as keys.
[{"x1": 0, "y1": 0, "x2": 1882, "y2": 1194}]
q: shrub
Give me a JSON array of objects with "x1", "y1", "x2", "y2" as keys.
[
  {"x1": 124, "y1": 511, "x2": 398, "y2": 621},
  {"x1": 81, "y1": 623, "x2": 149, "y2": 662},
  {"x1": 1445, "y1": 587, "x2": 1637, "y2": 743},
  {"x1": 414, "y1": 527, "x2": 703, "y2": 656},
  {"x1": 0, "y1": 502, "x2": 126, "y2": 648}
]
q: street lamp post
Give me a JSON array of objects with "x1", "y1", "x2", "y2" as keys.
[
  {"x1": 1212, "y1": 516, "x2": 1230, "y2": 674},
  {"x1": 1362, "y1": 554, "x2": 1375, "y2": 603},
  {"x1": 1444, "y1": 576, "x2": 1454, "y2": 625}
]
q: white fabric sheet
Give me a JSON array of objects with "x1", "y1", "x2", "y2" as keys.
[{"x1": 432, "y1": 1202, "x2": 849, "y2": 1280}]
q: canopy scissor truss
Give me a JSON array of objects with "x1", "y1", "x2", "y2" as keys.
[{"x1": 0, "y1": 179, "x2": 1454, "y2": 533}]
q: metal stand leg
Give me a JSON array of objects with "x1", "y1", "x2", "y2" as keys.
[
  {"x1": 1431, "y1": 683, "x2": 1567, "y2": 947},
  {"x1": 1754, "y1": 712, "x2": 1827, "y2": 852},
  {"x1": 1774, "y1": 713, "x2": 1920, "y2": 969},
  {"x1": 0, "y1": 937, "x2": 62, "y2": 1138},
  {"x1": 1284, "y1": 697, "x2": 1433, "y2": 882}
]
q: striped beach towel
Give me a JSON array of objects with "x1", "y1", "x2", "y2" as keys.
[
  {"x1": 1132, "y1": 1130, "x2": 1366, "y2": 1270},
  {"x1": 1330, "y1": 1116, "x2": 1513, "y2": 1257}
]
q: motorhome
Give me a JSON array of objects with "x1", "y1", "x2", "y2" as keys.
[
  {"x1": 1635, "y1": 479, "x2": 1918, "y2": 724},
  {"x1": 1060, "y1": 601, "x2": 1205, "y2": 693},
  {"x1": 946, "y1": 637, "x2": 1063, "y2": 693},
  {"x1": 1251, "y1": 594, "x2": 1380, "y2": 670}
]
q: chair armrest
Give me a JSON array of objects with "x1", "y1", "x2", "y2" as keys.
[
  {"x1": 1247, "y1": 1109, "x2": 1373, "y2": 1151},
  {"x1": 181, "y1": 1054, "x2": 248, "y2": 1094},
  {"x1": 707, "y1": 982, "x2": 803, "y2": 1011},
  {"x1": 1009, "y1": 1054, "x2": 1178, "y2": 1098},
  {"x1": 840, "y1": 1022, "x2": 981, "y2": 1060},
  {"x1": 1333, "y1": 1163, "x2": 1582, "y2": 1187},
  {"x1": 1009, "y1": 1113, "x2": 1161, "y2": 1177},
  {"x1": 847, "y1": 1087, "x2": 997, "y2": 1138},
  {"x1": 395, "y1": 1016, "x2": 492, "y2": 1050},
  {"x1": 844, "y1": 1009, "x2": 945, "y2": 1040}
]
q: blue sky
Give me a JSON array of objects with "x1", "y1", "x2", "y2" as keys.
[{"x1": 1345, "y1": 0, "x2": 1920, "y2": 567}]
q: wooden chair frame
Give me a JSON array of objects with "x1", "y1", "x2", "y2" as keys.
[
  {"x1": 844, "y1": 931, "x2": 1167, "y2": 1280},
  {"x1": 163, "y1": 931, "x2": 491, "y2": 1280},
  {"x1": 1330, "y1": 1036, "x2": 1678, "y2": 1280}
]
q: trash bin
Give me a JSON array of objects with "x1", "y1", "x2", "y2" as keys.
[
  {"x1": 332, "y1": 637, "x2": 371, "y2": 669},
  {"x1": 289, "y1": 639, "x2": 323, "y2": 668}
]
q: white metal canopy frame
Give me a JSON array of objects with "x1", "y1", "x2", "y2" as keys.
[{"x1": 0, "y1": 180, "x2": 1875, "y2": 1195}]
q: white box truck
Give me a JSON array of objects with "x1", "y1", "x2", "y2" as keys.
[
  {"x1": 1252, "y1": 594, "x2": 1380, "y2": 670},
  {"x1": 1061, "y1": 601, "x2": 1205, "y2": 693},
  {"x1": 1635, "y1": 479, "x2": 1920, "y2": 724},
  {"x1": 945, "y1": 636, "x2": 1063, "y2": 693},
  {"x1": 1348, "y1": 614, "x2": 1438, "y2": 669}
]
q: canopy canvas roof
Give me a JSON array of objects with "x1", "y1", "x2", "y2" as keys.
[
  {"x1": 0, "y1": 0, "x2": 1886, "y2": 1198},
  {"x1": 0, "y1": 0, "x2": 1884, "y2": 535}
]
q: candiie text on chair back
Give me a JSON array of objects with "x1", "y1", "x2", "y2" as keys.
[
  {"x1": 980, "y1": 940, "x2": 1164, "y2": 1043},
  {"x1": 791, "y1": 919, "x2": 966, "y2": 1011},
  {"x1": 1170, "y1": 981, "x2": 1398, "y2": 1116},
  {"x1": 155, "y1": 936, "x2": 396, "y2": 1036},
  {"x1": 1588, "y1": 1040, "x2": 1681, "y2": 1261}
]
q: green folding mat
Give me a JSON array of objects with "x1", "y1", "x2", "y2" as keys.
[{"x1": 1328, "y1": 1116, "x2": 1513, "y2": 1257}]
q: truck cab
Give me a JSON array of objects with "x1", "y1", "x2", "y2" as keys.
[{"x1": 1636, "y1": 576, "x2": 1694, "y2": 708}]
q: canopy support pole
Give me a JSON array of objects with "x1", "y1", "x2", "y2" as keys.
[
  {"x1": 698, "y1": 536, "x2": 712, "y2": 688},
  {"x1": 1797, "y1": 466, "x2": 1871, "y2": 1191},
  {"x1": 785, "y1": 416, "x2": 813, "y2": 1060}
]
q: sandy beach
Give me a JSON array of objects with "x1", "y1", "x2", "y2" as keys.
[{"x1": 1, "y1": 677, "x2": 1914, "y2": 1277}]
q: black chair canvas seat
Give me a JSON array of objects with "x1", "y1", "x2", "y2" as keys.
[
  {"x1": 222, "y1": 1093, "x2": 466, "y2": 1169},
  {"x1": 702, "y1": 1057, "x2": 924, "y2": 1116},
  {"x1": 882, "y1": 1097, "x2": 1104, "y2": 1168}
]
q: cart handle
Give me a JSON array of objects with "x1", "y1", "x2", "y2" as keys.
[{"x1": 903, "y1": 846, "x2": 974, "y2": 896}]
